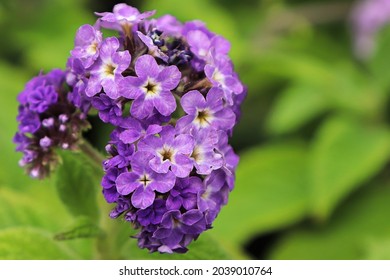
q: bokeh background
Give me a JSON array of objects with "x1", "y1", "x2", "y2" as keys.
[{"x1": 2, "y1": 0, "x2": 390, "y2": 259}]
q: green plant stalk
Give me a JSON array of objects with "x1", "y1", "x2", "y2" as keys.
[{"x1": 79, "y1": 140, "x2": 124, "y2": 259}]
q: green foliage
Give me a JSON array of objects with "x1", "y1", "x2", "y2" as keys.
[
  {"x1": 369, "y1": 26, "x2": 390, "y2": 91},
  {"x1": 0, "y1": 62, "x2": 32, "y2": 188},
  {"x1": 269, "y1": 182, "x2": 390, "y2": 259},
  {"x1": 365, "y1": 239, "x2": 390, "y2": 260},
  {"x1": 0, "y1": 227, "x2": 78, "y2": 259},
  {"x1": 309, "y1": 116, "x2": 390, "y2": 220},
  {"x1": 211, "y1": 143, "x2": 309, "y2": 245},
  {"x1": 55, "y1": 151, "x2": 100, "y2": 221},
  {"x1": 54, "y1": 216, "x2": 103, "y2": 241},
  {"x1": 266, "y1": 83, "x2": 330, "y2": 134}
]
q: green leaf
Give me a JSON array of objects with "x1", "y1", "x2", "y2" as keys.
[
  {"x1": 309, "y1": 116, "x2": 390, "y2": 220},
  {"x1": 269, "y1": 182, "x2": 390, "y2": 259},
  {"x1": 0, "y1": 62, "x2": 33, "y2": 188},
  {"x1": 0, "y1": 227, "x2": 78, "y2": 259},
  {"x1": 365, "y1": 239, "x2": 390, "y2": 260},
  {"x1": 211, "y1": 142, "x2": 309, "y2": 245},
  {"x1": 55, "y1": 151, "x2": 100, "y2": 220},
  {"x1": 54, "y1": 216, "x2": 103, "y2": 241},
  {"x1": 369, "y1": 26, "x2": 390, "y2": 90},
  {"x1": 12, "y1": 0, "x2": 94, "y2": 70},
  {"x1": 120, "y1": 232, "x2": 242, "y2": 260},
  {"x1": 0, "y1": 185, "x2": 72, "y2": 231},
  {"x1": 266, "y1": 83, "x2": 330, "y2": 134}
]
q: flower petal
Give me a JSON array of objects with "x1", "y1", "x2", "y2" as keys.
[{"x1": 116, "y1": 172, "x2": 141, "y2": 195}]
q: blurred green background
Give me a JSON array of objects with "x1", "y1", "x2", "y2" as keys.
[{"x1": 2, "y1": 0, "x2": 390, "y2": 260}]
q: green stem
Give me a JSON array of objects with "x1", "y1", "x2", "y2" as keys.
[
  {"x1": 79, "y1": 141, "x2": 105, "y2": 171},
  {"x1": 79, "y1": 141, "x2": 123, "y2": 259}
]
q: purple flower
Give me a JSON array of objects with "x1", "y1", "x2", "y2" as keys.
[
  {"x1": 351, "y1": 0, "x2": 390, "y2": 59},
  {"x1": 166, "y1": 177, "x2": 202, "y2": 211},
  {"x1": 14, "y1": 69, "x2": 90, "y2": 178},
  {"x1": 120, "y1": 54, "x2": 181, "y2": 119},
  {"x1": 91, "y1": 94, "x2": 122, "y2": 124},
  {"x1": 190, "y1": 129, "x2": 223, "y2": 175},
  {"x1": 138, "y1": 126, "x2": 194, "y2": 178},
  {"x1": 103, "y1": 137, "x2": 134, "y2": 169},
  {"x1": 137, "y1": 199, "x2": 167, "y2": 226},
  {"x1": 177, "y1": 88, "x2": 236, "y2": 132},
  {"x1": 86, "y1": 37, "x2": 131, "y2": 99},
  {"x1": 110, "y1": 197, "x2": 132, "y2": 219},
  {"x1": 198, "y1": 170, "x2": 229, "y2": 224},
  {"x1": 205, "y1": 58, "x2": 244, "y2": 105},
  {"x1": 153, "y1": 209, "x2": 206, "y2": 248},
  {"x1": 136, "y1": 31, "x2": 168, "y2": 62},
  {"x1": 27, "y1": 85, "x2": 58, "y2": 113},
  {"x1": 116, "y1": 151, "x2": 176, "y2": 209},
  {"x1": 16, "y1": 108, "x2": 40, "y2": 133},
  {"x1": 155, "y1": 15, "x2": 183, "y2": 36},
  {"x1": 118, "y1": 118, "x2": 162, "y2": 144},
  {"x1": 102, "y1": 167, "x2": 125, "y2": 203},
  {"x1": 66, "y1": 57, "x2": 92, "y2": 114},
  {"x1": 186, "y1": 30, "x2": 230, "y2": 63},
  {"x1": 71, "y1": 24, "x2": 102, "y2": 68},
  {"x1": 96, "y1": 4, "x2": 155, "y2": 32}
]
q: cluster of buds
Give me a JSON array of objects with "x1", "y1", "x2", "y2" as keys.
[
  {"x1": 15, "y1": 3, "x2": 246, "y2": 253},
  {"x1": 14, "y1": 69, "x2": 90, "y2": 179}
]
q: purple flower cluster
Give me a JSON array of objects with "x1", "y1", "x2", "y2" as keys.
[
  {"x1": 65, "y1": 3, "x2": 246, "y2": 253},
  {"x1": 351, "y1": 0, "x2": 390, "y2": 59},
  {"x1": 14, "y1": 69, "x2": 90, "y2": 178}
]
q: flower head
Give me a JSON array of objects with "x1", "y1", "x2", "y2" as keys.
[
  {"x1": 65, "y1": 3, "x2": 246, "y2": 253},
  {"x1": 14, "y1": 69, "x2": 90, "y2": 178}
]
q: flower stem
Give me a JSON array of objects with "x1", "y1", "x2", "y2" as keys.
[
  {"x1": 78, "y1": 140, "x2": 122, "y2": 259},
  {"x1": 79, "y1": 140, "x2": 105, "y2": 171}
]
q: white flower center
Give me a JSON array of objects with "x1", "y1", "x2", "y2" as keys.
[
  {"x1": 87, "y1": 41, "x2": 98, "y2": 55},
  {"x1": 158, "y1": 145, "x2": 175, "y2": 162},
  {"x1": 194, "y1": 108, "x2": 214, "y2": 128},
  {"x1": 102, "y1": 62, "x2": 117, "y2": 78},
  {"x1": 139, "y1": 174, "x2": 152, "y2": 188},
  {"x1": 191, "y1": 145, "x2": 204, "y2": 162},
  {"x1": 142, "y1": 78, "x2": 161, "y2": 99},
  {"x1": 212, "y1": 68, "x2": 225, "y2": 85}
]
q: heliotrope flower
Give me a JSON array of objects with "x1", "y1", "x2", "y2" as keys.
[
  {"x1": 14, "y1": 69, "x2": 90, "y2": 178},
  {"x1": 119, "y1": 54, "x2": 181, "y2": 119},
  {"x1": 116, "y1": 151, "x2": 176, "y2": 209},
  {"x1": 351, "y1": 0, "x2": 390, "y2": 59},
  {"x1": 86, "y1": 37, "x2": 131, "y2": 99},
  {"x1": 64, "y1": 3, "x2": 246, "y2": 253}
]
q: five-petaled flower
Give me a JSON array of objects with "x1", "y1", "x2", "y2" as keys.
[{"x1": 120, "y1": 54, "x2": 181, "y2": 119}]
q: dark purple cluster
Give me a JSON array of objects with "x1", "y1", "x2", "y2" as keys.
[
  {"x1": 66, "y1": 3, "x2": 245, "y2": 253},
  {"x1": 14, "y1": 69, "x2": 90, "y2": 179}
]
